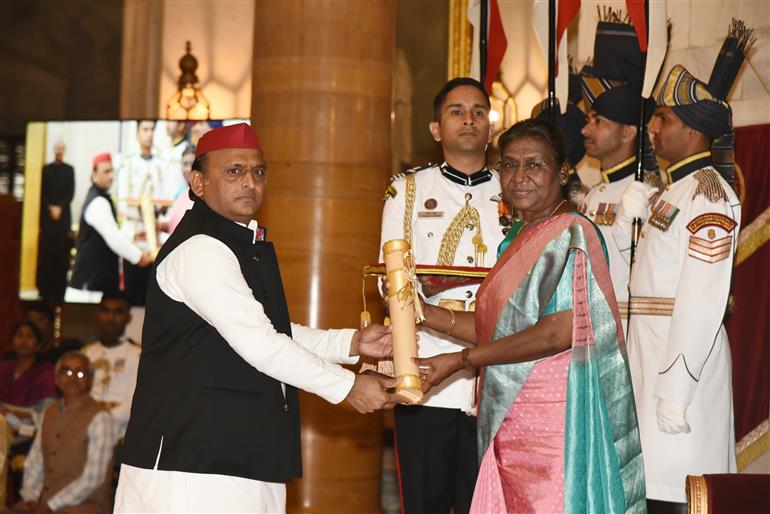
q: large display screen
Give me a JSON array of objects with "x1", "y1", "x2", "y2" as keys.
[{"x1": 20, "y1": 119, "x2": 248, "y2": 305}]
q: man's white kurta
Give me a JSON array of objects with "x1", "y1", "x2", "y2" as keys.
[{"x1": 115, "y1": 221, "x2": 359, "y2": 513}]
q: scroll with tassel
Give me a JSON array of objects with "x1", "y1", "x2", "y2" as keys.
[{"x1": 382, "y1": 239, "x2": 424, "y2": 404}]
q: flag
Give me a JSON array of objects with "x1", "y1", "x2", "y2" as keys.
[
  {"x1": 533, "y1": 0, "x2": 581, "y2": 114},
  {"x1": 626, "y1": 0, "x2": 668, "y2": 97},
  {"x1": 468, "y1": 0, "x2": 508, "y2": 91}
]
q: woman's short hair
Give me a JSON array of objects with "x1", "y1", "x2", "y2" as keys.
[
  {"x1": 13, "y1": 320, "x2": 44, "y2": 346},
  {"x1": 498, "y1": 118, "x2": 567, "y2": 167}
]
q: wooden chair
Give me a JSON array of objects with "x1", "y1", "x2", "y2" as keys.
[{"x1": 687, "y1": 474, "x2": 770, "y2": 513}]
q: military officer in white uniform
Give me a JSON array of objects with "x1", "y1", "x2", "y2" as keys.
[
  {"x1": 579, "y1": 86, "x2": 660, "y2": 326},
  {"x1": 578, "y1": 16, "x2": 661, "y2": 330},
  {"x1": 379, "y1": 78, "x2": 505, "y2": 514},
  {"x1": 624, "y1": 26, "x2": 751, "y2": 507},
  {"x1": 82, "y1": 292, "x2": 141, "y2": 440}
]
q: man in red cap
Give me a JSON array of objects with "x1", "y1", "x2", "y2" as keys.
[
  {"x1": 116, "y1": 123, "x2": 397, "y2": 513},
  {"x1": 65, "y1": 153, "x2": 152, "y2": 304}
]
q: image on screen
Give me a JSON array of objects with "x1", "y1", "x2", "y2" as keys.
[{"x1": 19, "y1": 119, "x2": 249, "y2": 306}]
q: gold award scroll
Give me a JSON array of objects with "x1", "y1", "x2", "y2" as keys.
[
  {"x1": 382, "y1": 239, "x2": 423, "y2": 404},
  {"x1": 139, "y1": 192, "x2": 159, "y2": 259}
]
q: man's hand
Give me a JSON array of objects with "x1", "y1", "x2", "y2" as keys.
[
  {"x1": 48, "y1": 205, "x2": 62, "y2": 221},
  {"x1": 617, "y1": 181, "x2": 657, "y2": 227},
  {"x1": 345, "y1": 373, "x2": 398, "y2": 413},
  {"x1": 656, "y1": 399, "x2": 691, "y2": 434},
  {"x1": 137, "y1": 252, "x2": 153, "y2": 268},
  {"x1": 350, "y1": 324, "x2": 393, "y2": 359},
  {"x1": 416, "y1": 352, "x2": 464, "y2": 394}
]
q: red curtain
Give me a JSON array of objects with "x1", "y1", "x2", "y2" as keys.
[
  {"x1": 726, "y1": 123, "x2": 770, "y2": 441},
  {"x1": 0, "y1": 196, "x2": 24, "y2": 356}
]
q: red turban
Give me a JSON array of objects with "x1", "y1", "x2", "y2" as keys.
[
  {"x1": 195, "y1": 123, "x2": 262, "y2": 158},
  {"x1": 92, "y1": 153, "x2": 112, "y2": 167}
]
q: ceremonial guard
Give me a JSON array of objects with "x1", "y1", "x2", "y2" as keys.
[
  {"x1": 83, "y1": 293, "x2": 140, "y2": 440},
  {"x1": 578, "y1": 13, "x2": 660, "y2": 327},
  {"x1": 380, "y1": 78, "x2": 505, "y2": 514},
  {"x1": 627, "y1": 20, "x2": 752, "y2": 509},
  {"x1": 116, "y1": 120, "x2": 167, "y2": 304}
]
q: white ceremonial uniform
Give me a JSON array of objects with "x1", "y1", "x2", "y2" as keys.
[
  {"x1": 83, "y1": 337, "x2": 141, "y2": 439},
  {"x1": 115, "y1": 221, "x2": 359, "y2": 514},
  {"x1": 116, "y1": 153, "x2": 169, "y2": 247},
  {"x1": 579, "y1": 156, "x2": 656, "y2": 332},
  {"x1": 380, "y1": 163, "x2": 505, "y2": 411},
  {"x1": 627, "y1": 152, "x2": 739, "y2": 502}
]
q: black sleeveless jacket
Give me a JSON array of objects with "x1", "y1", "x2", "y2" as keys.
[
  {"x1": 121, "y1": 199, "x2": 302, "y2": 482},
  {"x1": 69, "y1": 184, "x2": 119, "y2": 292}
]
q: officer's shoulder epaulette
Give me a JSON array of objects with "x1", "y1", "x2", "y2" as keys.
[
  {"x1": 692, "y1": 167, "x2": 728, "y2": 204},
  {"x1": 384, "y1": 164, "x2": 434, "y2": 201},
  {"x1": 389, "y1": 163, "x2": 434, "y2": 183}
]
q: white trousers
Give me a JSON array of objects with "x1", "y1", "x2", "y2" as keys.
[{"x1": 115, "y1": 464, "x2": 286, "y2": 513}]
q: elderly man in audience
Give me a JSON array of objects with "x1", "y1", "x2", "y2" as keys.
[{"x1": 14, "y1": 352, "x2": 114, "y2": 514}]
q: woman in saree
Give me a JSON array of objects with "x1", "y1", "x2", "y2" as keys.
[{"x1": 417, "y1": 118, "x2": 645, "y2": 513}]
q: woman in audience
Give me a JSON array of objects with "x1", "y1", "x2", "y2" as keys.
[{"x1": 0, "y1": 320, "x2": 56, "y2": 410}]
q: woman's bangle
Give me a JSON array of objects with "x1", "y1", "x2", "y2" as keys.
[
  {"x1": 446, "y1": 308, "x2": 456, "y2": 336},
  {"x1": 461, "y1": 348, "x2": 474, "y2": 369}
]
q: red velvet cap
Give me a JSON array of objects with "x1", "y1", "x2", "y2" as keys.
[
  {"x1": 92, "y1": 152, "x2": 112, "y2": 166},
  {"x1": 195, "y1": 123, "x2": 261, "y2": 158}
]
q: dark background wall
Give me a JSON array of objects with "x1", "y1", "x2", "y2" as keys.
[
  {"x1": 0, "y1": 0, "x2": 123, "y2": 137},
  {"x1": 396, "y1": 0, "x2": 448, "y2": 167}
]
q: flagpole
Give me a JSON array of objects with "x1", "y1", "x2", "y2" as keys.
[
  {"x1": 480, "y1": 0, "x2": 488, "y2": 86},
  {"x1": 627, "y1": 0, "x2": 649, "y2": 333},
  {"x1": 547, "y1": 0, "x2": 557, "y2": 123}
]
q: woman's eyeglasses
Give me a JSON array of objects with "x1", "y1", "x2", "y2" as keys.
[{"x1": 497, "y1": 159, "x2": 556, "y2": 175}]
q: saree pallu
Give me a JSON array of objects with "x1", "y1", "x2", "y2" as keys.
[{"x1": 470, "y1": 213, "x2": 646, "y2": 513}]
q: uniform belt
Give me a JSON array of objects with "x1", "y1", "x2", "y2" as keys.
[
  {"x1": 622, "y1": 296, "x2": 675, "y2": 316},
  {"x1": 438, "y1": 299, "x2": 476, "y2": 312}
]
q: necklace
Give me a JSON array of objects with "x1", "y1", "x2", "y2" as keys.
[
  {"x1": 519, "y1": 198, "x2": 567, "y2": 228},
  {"x1": 548, "y1": 198, "x2": 566, "y2": 216}
]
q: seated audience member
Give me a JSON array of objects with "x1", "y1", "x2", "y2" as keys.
[
  {"x1": 1, "y1": 322, "x2": 57, "y2": 510},
  {"x1": 23, "y1": 303, "x2": 55, "y2": 357},
  {"x1": 14, "y1": 352, "x2": 114, "y2": 514},
  {"x1": 82, "y1": 293, "x2": 140, "y2": 440},
  {"x1": 18, "y1": 302, "x2": 83, "y2": 364},
  {"x1": 0, "y1": 321, "x2": 56, "y2": 411}
]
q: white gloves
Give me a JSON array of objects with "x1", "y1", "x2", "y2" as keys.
[
  {"x1": 656, "y1": 399, "x2": 691, "y2": 434},
  {"x1": 617, "y1": 181, "x2": 657, "y2": 226}
]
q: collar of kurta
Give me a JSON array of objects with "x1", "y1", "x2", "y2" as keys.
[
  {"x1": 665, "y1": 151, "x2": 713, "y2": 184},
  {"x1": 190, "y1": 198, "x2": 261, "y2": 245},
  {"x1": 601, "y1": 155, "x2": 637, "y2": 184},
  {"x1": 440, "y1": 162, "x2": 492, "y2": 186}
]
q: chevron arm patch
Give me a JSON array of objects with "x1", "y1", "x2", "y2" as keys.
[{"x1": 688, "y1": 234, "x2": 733, "y2": 263}]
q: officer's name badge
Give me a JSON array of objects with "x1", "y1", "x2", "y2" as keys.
[
  {"x1": 648, "y1": 200, "x2": 680, "y2": 231},
  {"x1": 418, "y1": 211, "x2": 444, "y2": 218},
  {"x1": 594, "y1": 202, "x2": 618, "y2": 226},
  {"x1": 686, "y1": 212, "x2": 736, "y2": 263}
]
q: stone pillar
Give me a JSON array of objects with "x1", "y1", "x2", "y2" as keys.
[
  {"x1": 120, "y1": 0, "x2": 164, "y2": 118},
  {"x1": 251, "y1": 1, "x2": 395, "y2": 512}
]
